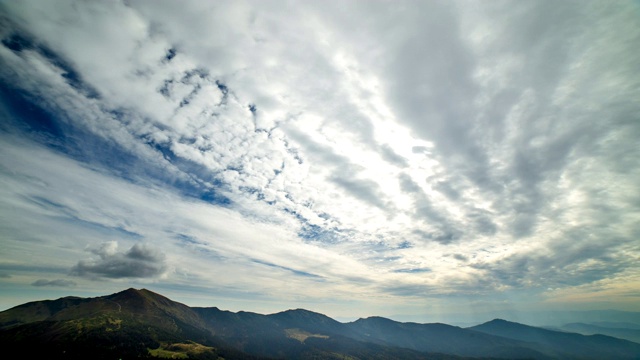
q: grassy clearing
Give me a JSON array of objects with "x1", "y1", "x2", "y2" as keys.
[
  {"x1": 284, "y1": 328, "x2": 330, "y2": 343},
  {"x1": 148, "y1": 347, "x2": 189, "y2": 359},
  {"x1": 148, "y1": 341, "x2": 216, "y2": 359}
]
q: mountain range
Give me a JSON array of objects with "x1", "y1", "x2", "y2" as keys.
[
  {"x1": 1, "y1": 288, "x2": 639, "y2": 359},
  {"x1": 547, "y1": 322, "x2": 640, "y2": 344}
]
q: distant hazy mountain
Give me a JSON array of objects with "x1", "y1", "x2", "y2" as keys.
[
  {"x1": 469, "y1": 318, "x2": 640, "y2": 359},
  {"x1": 343, "y1": 316, "x2": 548, "y2": 359},
  {"x1": 2, "y1": 288, "x2": 639, "y2": 360},
  {"x1": 556, "y1": 322, "x2": 640, "y2": 344},
  {"x1": 590, "y1": 321, "x2": 640, "y2": 330},
  {"x1": 391, "y1": 309, "x2": 640, "y2": 328}
]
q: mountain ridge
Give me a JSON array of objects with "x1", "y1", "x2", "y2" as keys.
[
  {"x1": 469, "y1": 318, "x2": 640, "y2": 359},
  {"x1": 2, "y1": 288, "x2": 639, "y2": 360},
  {"x1": 554, "y1": 322, "x2": 640, "y2": 343}
]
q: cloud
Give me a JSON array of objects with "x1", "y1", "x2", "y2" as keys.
[
  {"x1": 329, "y1": 176, "x2": 389, "y2": 211},
  {"x1": 70, "y1": 242, "x2": 167, "y2": 279},
  {"x1": 0, "y1": 0, "x2": 639, "y2": 316},
  {"x1": 393, "y1": 268, "x2": 431, "y2": 274},
  {"x1": 31, "y1": 279, "x2": 77, "y2": 287},
  {"x1": 251, "y1": 259, "x2": 324, "y2": 280},
  {"x1": 398, "y1": 173, "x2": 461, "y2": 245}
]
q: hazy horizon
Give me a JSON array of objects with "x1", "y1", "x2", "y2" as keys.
[
  {"x1": 1, "y1": 0, "x2": 639, "y2": 323},
  {"x1": 4, "y1": 286, "x2": 640, "y2": 329}
]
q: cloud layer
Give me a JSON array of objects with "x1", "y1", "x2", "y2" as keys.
[{"x1": 0, "y1": 0, "x2": 639, "y2": 317}]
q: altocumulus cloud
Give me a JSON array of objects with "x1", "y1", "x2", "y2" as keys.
[{"x1": 70, "y1": 242, "x2": 167, "y2": 280}]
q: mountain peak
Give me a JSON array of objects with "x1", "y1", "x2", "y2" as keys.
[
  {"x1": 469, "y1": 318, "x2": 536, "y2": 334},
  {"x1": 477, "y1": 318, "x2": 530, "y2": 328},
  {"x1": 117, "y1": 287, "x2": 143, "y2": 295},
  {"x1": 279, "y1": 308, "x2": 323, "y2": 315},
  {"x1": 272, "y1": 308, "x2": 335, "y2": 320},
  {"x1": 114, "y1": 287, "x2": 154, "y2": 296},
  {"x1": 352, "y1": 316, "x2": 398, "y2": 326},
  {"x1": 361, "y1": 316, "x2": 394, "y2": 321},
  {"x1": 269, "y1": 307, "x2": 343, "y2": 334},
  {"x1": 108, "y1": 288, "x2": 167, "y2": 302}
]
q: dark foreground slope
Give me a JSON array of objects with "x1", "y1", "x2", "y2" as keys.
[
  {"x1": 0, "y1": 288, "x2": 261, "y2": 360},
  {"x1": 2, "y1": 288, "x2": 639, "y2": 359}
]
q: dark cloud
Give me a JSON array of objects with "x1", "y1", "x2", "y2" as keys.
[
  {"x1": 413, "y1": 229, "x2": 460, "y2": 246},
  {"x1": 70, "y1": 242, "x2": 167, "y2": 279},
  {"x1": 465, "y1": 208, "x2": 498, "y2": 236},
  {"x1": 452, "y1": 254, "x2": 468, "y2": 262},
  {"x1": 31, "y1": 279, "x2": 76, "y2": 287},
  {"x1": 432, "y1": 180, "x2": 460, "y2": 201},
  {"x1": 399, "y1": 173, "x2": 461, "y2": 244},
  {"x1": 398, "y1": 173, "x2": 422, "y2": 194},
  {"x1": 471, "y1": 230, "x2": 633, "y2": 290},
  {"x1": 378, "y1": 144, "x2": 408, "y2": 167},
  {"x1": 330, "y1": 176, "x2": 389, "y2": 210},
  {"x1": 251, "y1": 259, "x2": 323, "y2": 279},
  {"x1": 377, "y1": 2, "x2": 486, "y2": 184},
  {"x1": 393, "y1": 267, "x2": 431, "y2": 274},
  {"x1": 381, "y1": 283, "x2": 436, "y2": 297}
]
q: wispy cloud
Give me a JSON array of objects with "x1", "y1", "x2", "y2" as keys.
[{"x1": 31, "y1": 279, "x2": 77, "y2": 287}]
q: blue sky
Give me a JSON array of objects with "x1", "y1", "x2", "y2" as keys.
[{"x1": 1, "y1": 0, "x2": 639, "y2": 323}]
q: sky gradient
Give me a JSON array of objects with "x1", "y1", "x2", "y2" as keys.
[{"x1": 1, "y1": 0, "x2": 639, "y2": 323}]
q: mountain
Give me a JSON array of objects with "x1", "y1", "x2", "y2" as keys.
[
  {"x1": 0, "y1": 288, "x2": 463, "y2": 360},
  {"x1": 0, "y1": 288, "x2": 259, "y2": 360},
  {"x1": 344, "y1": 316, "x2": 549, "y2": 359},
  {"x1": 469, "y1": 318, "x2": 640, "y2": 359},
  {"x1": 2, "y1": 288, "x2": 640, "y2": 360},
  {"x1": 556, "y1": 322, "x2": 640, "y2": 344},
  {"x1": 391, "y1": 309, "x2": 640, "y2": 328},
  {"x1": 193, "y1": 306, "x2": 466, "y2": 359},
  {"x1": 589, "y1": 321, "x2": 640, "y2": 330}
]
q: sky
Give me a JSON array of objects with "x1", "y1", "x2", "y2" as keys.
[{"x1": 0, "y1": 0, "x2": 639, "y2": 324}]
